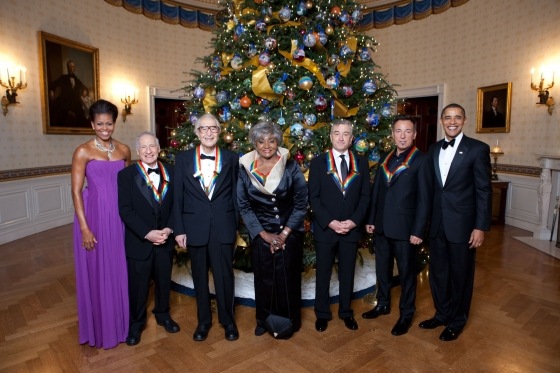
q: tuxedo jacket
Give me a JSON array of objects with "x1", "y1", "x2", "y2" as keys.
[
  {"x1": 308, "y1": 150, "x2": 370, "y2": 243},
  {"x1": 368, "y1": 147, "x2": 432, "y2": 240},
  {"x1": 118, "y1": 162, "x2": 175, "y2": 260},
  {"x1": 173, "y1": 147, "x2": 239, "y2": 246},
  {"x1": 429, "y1": 135, "x2": 492, "y2": 242}
]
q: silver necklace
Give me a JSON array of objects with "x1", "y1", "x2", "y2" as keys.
[{"x1": 94, "y1": 137, "x2": 115, "y2": 159}]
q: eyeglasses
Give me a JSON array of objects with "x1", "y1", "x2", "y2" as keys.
[{"x1": 198, "y1": 126, "x2": 220, "y2": 134}]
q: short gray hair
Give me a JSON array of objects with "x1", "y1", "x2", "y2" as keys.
[
  {"x1": 195, "y1": 113, "x2": 221, "y2": 131},
  {"x1": 330, "y1": 118, "x2": 354, "y2": 135},
  {"x1": 249, "y1": 121, "x2": 283, "y2": 146},
  {"x1": 135, "y1": 131, "x2": 159, "y2": 150}
]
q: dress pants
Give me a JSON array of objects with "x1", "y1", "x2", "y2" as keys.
[
  {"x1": 314, "y1": 239, "x2": 357, "y2": 319},
  {"x1": 429, "y1": 226, "x2": 476, "y2": 329},
  {"x1": 252, "y1": 233, "x2": 303, "y2": 330},
  {"x1": 189, "y1": 233, "x2": 235, "y2": 326},
  {"x1": 375, "y1": 234, "x2": 417, "y2": 317},
  {"x1": 127, "y1": 247, "x2": 173, "y2": 335}
]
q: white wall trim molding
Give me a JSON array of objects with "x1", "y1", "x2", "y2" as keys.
[
  {"x1": 0, "y1": 174, "x2": 74, "y2": 245},
  {"x1": 500, "y1": 174, "x2": 539, "y2": 232}
]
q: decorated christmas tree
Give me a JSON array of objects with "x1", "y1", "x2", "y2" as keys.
[{"x1": 164, "y1": 0, "x2": 398, "y2": 270}]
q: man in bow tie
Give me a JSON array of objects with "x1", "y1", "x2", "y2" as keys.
[
  {"x1": 418, "y1": 103, "x2": 492, "y2": 341},
  {"x1": 308, "y1": 119, "x2": 370, "y2": 333},
  {"x1": 174, "y1": 113, "x2": 240, "y2": 342},
  {"x1": 362, "y1": 115, "x2": 432, "y2": 336},
  {"x1": 48, "y1": 60, "x2": 88, "y2": 126},
  {"x1": 118, "y1": 132, "x2": 179, "y2": 346},
  {"x1": 482, "y1": 96, "x2": 505, "y2": 128}
]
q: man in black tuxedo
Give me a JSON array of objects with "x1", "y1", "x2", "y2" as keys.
[
  {"x1": 118, "y1": 132, "x2": 180, "y2": 346},
  {"x1": 418, "y1": 103, "x2": 492, "y2": 341},
  {"x1": 308, "y1": 119, "x2": 370, "y2": 332},
  {"x1": 49, "y1": 60, "x2": 88, "y2": 126},
  {"x1": 174, "y1": 113, "x2": 240, "y2": 342},
  {"x1": 362, "y1": 115, "x2": 432, "y2": 336}
]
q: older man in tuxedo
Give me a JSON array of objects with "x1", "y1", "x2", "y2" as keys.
[
  {"x1": 419, "y1": 103, "x2": 492, "y2": 341},
  {"x1": 308, "y1": 119, "x2": 370, "y2": 332},
  {"x1": 118, "y1": 132, "x2": 179, "y2": 346},
  {"x1": 362, "y1": 115, "x2": 432, "y2": 336},
  {"x1": 174, "y1": 113, "x2": 240, "y2": 342}
]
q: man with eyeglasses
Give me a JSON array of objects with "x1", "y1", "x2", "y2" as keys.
[{"x1": 174, "y1": 113, "x2": 240, "y2": 342}]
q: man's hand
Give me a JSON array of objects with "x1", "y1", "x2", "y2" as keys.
[
  {"x1": 175, "y1": 234, "x2": 187, "y2": 248},
  {"x1": 145, "y1": 230, "x2": 168, "y2": 245},
  {"x1": 410, "y1": 235, "x2": 423, "y2": 245},
  {"x1": 365, "y1": 224, "x2": 375, "y2": 234},
  {"x1": 469, "y1": 229, "x2": 485, "y2": 249}
]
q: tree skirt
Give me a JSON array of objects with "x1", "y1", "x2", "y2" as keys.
[{"x1": 171, "y1": 248, "x2": 376, "y2": 307}]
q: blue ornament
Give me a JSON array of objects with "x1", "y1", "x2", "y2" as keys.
[
  {"x1": 303, "y1": 33, "x2": 316, "y2": 48},
  {"x1": 258, "y1": 52, "x2": 270, "y2": 66},
  {"x1": 352, "y1": 9, "x2": 362, "y2": 23},
  {"x1": 381, "y1": 104, "x2": 392, "y2": 117},
  {"x1": 368, "y1": 148, "x2": 381, "y2": 163},
  {"x1": 279, "y1": 7, "x2": 291, "y2": 22},
  {"x1": 304, "y1": 113, "x2": 317, "y2": 126},
  {"x1": 302, "y1": 129, "x2": 314, "y2": 141},
  {"x1": 234, "y1": 24, "x2": 245, "y2": 38},
  {"x1": 340, "y1": 45, "x2": 353, "y2": 58},
  {"x1": 293, "y1": 110, "x2": 303, "y2": 121},
  {"x1": 189, "y1": 113, "x2": 199, "y2": 124},
  {"x1": 243, "y1": 78, "x2": 252, "y2": 88},
  {"x1": 296, "y1": 2, "x2": 307, "y2": 16},
  {"x1": 359, "y1": 48, "x2": 371, "y2": 61},
  {"x1": 211, "y1": 55, "x2": 222, "y2": 68},
  {"x1": 230, "y1": 55, "x2": 243, "y2": 70},
  {"x1": 255, "y1": 20, "x2": 267, "y2": 32},
  {"x1": 326, "y1": 74, "x2": 339, "y2": 89},
  {"x1": 230, "y1": 98, "x2": 241, "y2": 110},
  {"x1": 215, "y1": 91, "x2": 229, "y2": 104},
  {"x1": 218, "y1": 106, "x2": 231, "y2": 122},
  {"x1": 366, "y1": 109, "x2": 380, "y2": 127},
  {"x1": 273, "y1": 80, "x2": 287, "y2": 94},
  {"x1": 278, "y1": 116, "x2": 286, "y2": 126},
  {"x1": 265, "y1": 37, "x2": 277, "y2": 50},
  {"x1": 362, "y1": 79, "x2": 377, "y2": 95},
  {"x1": 193, "y1": 86, "x2": 205, "y2": 99},
  {"x1": 339, "y1": 12, "x2": 350, "y2": 25},
  {"x1": 318, "y1": 31, "x2": 328, "y2": 45},
  {"x1": 247, "y1": 43, "x2": 258, "y2": 58},
  {"x1": 290, "y1": 123, "x2": 304, "y2": 137}
]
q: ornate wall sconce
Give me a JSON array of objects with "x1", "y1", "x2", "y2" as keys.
[
  {"x1": 121, "y1": 89, "x2": 138, "y2": 122},
  {"x1": 530, "y1": 67, "x2": 555, "y2": 115},
  {"x1": 0, "y1": 65, "x2": 27, "y2": 116},
  {"x1": 490, "y1": 141, "x2": 504, "y2": 181}
]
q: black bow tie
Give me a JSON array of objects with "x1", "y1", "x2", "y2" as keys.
[
  {"x1": 147, "y1": 168, "x2": 160, "y2": 174},
  {"x1": 442, "y1": 138, "x2": 456, "y2": 150},
  {"x1": 200, "y1": 154, "x2": 215, "y2": 160}
]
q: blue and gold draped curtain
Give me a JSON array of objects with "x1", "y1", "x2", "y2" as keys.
[{"x1": 104, "y1": 0, "x2": 469, "y2": 31}]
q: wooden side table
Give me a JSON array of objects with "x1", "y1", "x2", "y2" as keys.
[{"x1": 491, "y1": 181, "x2": 510, "y2": 225}]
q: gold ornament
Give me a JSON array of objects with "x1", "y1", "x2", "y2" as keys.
[
  {"x1": 264, "y1": 15, "x2": 271, "y2": 23},
  {"x1": 170, "y1": 130, "x2": 177, "y2": 137},
  {"x1": 224, "y1": 132, "x2": 234, "y2": 143},
  {"x1": 305, "y1": 1, "x2": 313, "y2": 9},
  {"x1": 307, "y1": 152, "x2": 314, "y2": 160},
  {"x1": 266, "y1": 62, "x2": 275, "y2": 73},
  {"x1": 325, "y1": 25, "x2": 334, "y2": 35},
  {"x1": 159, "y1": 150, "x2": 167, "y2": 158},
  {"x1": 369, "y1": 141, "x2": 376, "y2": 149}
]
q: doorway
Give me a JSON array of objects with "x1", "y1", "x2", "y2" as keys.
[
  {"x1": 397, "y1": 96, "x2": 439, "y2": 153},
  {"x1": 154, "y1": 98, "x2": 186, "y2": 149}
]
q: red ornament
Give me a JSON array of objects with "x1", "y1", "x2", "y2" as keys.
[
  {"x1": 255, "y1": 0, "x2": 263, "y2": 3},
  {"x1": 294, "y1": 151, "x2": 305, "y2": 163},
  {"x1": 170, "y1": 139, "x2": 180, "y2": 149},
  {"x1": 240, "y1": 95, "x2": 252, "y2": 108},
  {"x1": 331, "y1": 6, "x2": 341, "y2": 16}
]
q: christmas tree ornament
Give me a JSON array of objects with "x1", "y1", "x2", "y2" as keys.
[
  {"x1": 314, "y1": 95, "x2": 328, "y2": 111},
  {"x1": 303, "y1": 129, "x2": 314, "y2": 142},
  {"x1": 258, "y1": 51, "x2": 271, "y2": 66},
  {"x1": 366, "y1": 108, "x2": 380, "y2": 127},
  {"x1": 290, "y1": 123, "x2": 304, "y2": 137},
  {"x1": 279, "y1": 6, "x2": 291, "y2": 22},
  {"x1": 278, "y1": 110, "x2": 286, "y2": 125},
  {"x1": 265, "y1": 37, "x2": 277, "y2": 50},
  {"x1": 381, "y1": 103, "x2": 392, "y2": 117},
  {"x1": 368, "y1": 141, "x2": 376, "y2": 149},
  {"x1": 305, "y1": 1, "x2": 313, "y2": 9},
  {"x1": 330, "y1": 6, "x2": 341, "y2": 16},
  {"x1": 296, "y1": 2, "x2": 307, "y2": 16},
  {"x1": 354, "y1": 138, "x2": 368, "y2": 153},
  {"x1": 328, "y1": 54, "x2": 340, "y2": 66},
  {"x1": 254, "y1": 0, "x2": 263, "y2": 4},
  {"x1": 359, "y1": 47, "x2": 371, "y2": 61},
  {"x1": 240, "y1": 95, "x2": 252, "y2": 108},
  {"x1": 294, "y1": 150, "x2": 305, "y2": 163},
  {"x1": 230, "y1": 98, "x2": 241, "y2": 110},
  {"x1": 304, "y1": 113, "x2": 317, "y2": 126},
  {"x1": 326, "y1": 74, "x2": 339, "y2": 89},
  {"x1": 298, "y1": 76, "x2": 313, "y2": 90},
  {"x1": 303, "y1": 33, "x2": 316, "y2": 48},
  {"x1": 340, "y1": 44, "x2": 353, "y2": 58},
  {"x1": 293, "y1": 107, "x2": 303, "y2": 121},
  {"x1": 170, "y1": 139, "x2": 180, "y2": 148},
  {"x1": 246, "y1": 43, "x2": 258, "y2": 58},
  {"x1": 159, "y1": 150, "x2": 167, "y2": 158},
  {"x1": 265, "y1": 62, "x2": 275, "y2": 73},
  {"x1": 193, "y1": 86, "x2": 205, "y2": 99},
  {"x1": 243, "y1": 78, "x2": 252, "y2": 88},
  {"x1": 214, "y1": 72, "x2": 222, "y2": 82},
  {"x1": 263, "y1": 15, "x2": 271, "y2": 23},
  {"x1": 211, "y1": 55, "x2": 222, "y2": 68},
  {"x1": 170, "y1": 130, "x2": 177, "y2": 137},
  {"x1": 216, "y1": 90, "x2": 229, "y2": 104},
  {"x1": 293, "y1": 45, "x2": 306, "y2": 62},
  {"x1": 218, "y1": 106, "x2": 231, "y2": 122},
  {"x1": 285, "y1": 89, "x2": 296, "y2": 100},
  {"x1": 352, "y1": 9, "x2": 362, "y2": 23},
  {"x1": 255, "y1": 20, "x2": 267, "y2": 32},
  {"x1": 341, "y1": 85, "x2": 354, "y2": 97},
  {"x1": 339, "y1": 12, "x2": 350, "y2": 25},
  {"x1": 362, "y1": 79, "x2": 377, "y2": 95},
  {"x1": 189, "y1": 113, "x2": 199, "y2": 123},
  {"x1": 234, "y1": 24, "x2": 245, "y2": 41},
  {"x1": 306, "y1": 151, "x2": 315, "y2": 160},
  {"x1": 325, "y1": 24, "x2": 334, "y2": 35},
  {"x1": 224, "y1": 132, "x2": 234, "y2": 143},
  {"x1": 317, "y1": 30, "x2": 328, "y2": 45},
  {"x1": 273, "y1": 80, "x2": 287, "y2": 94}
]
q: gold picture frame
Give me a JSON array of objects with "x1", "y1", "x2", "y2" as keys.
[
  {"x1": 39, "y1": 31, "x2": 99, "y2": 135},
  {"x1": 476, "y1": 82, "x2": 512, "y2": 133}
]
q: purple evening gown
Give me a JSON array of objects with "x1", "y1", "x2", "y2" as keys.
[{"x1": 73, "y1": 160, "x2": 129, "y2": 349}]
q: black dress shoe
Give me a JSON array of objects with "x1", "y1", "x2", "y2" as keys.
[
  {"x1": 439, "y1": 327, "x2": 462, "y2": 341},
  {"x1": 193, "y1": 323, "x2": 211, "y2": 341},
  {"x1": 362, "y1": 305, "x2": 390, "y2": 319},
  {"x1": 224, "y1": 324, "x2": 239, "y2": 341},
  {"x1": 315, "y1": 318, "x2": 328, "y2": 332},
  {"x1": 157, "y1": 318, "x2": 180, "y2": 333},
  {"x1": 255, "y1": 325, "x2": 266, "y2": 336},
  {"x1": 391, "y1": 316, "x2": 413, "y2": 336},
  {"x1": 342, "y1": 316, "x2": 358, "y2": 330},
  {"x1": 125, "y1": 333, "x2": 141, "y2": 346},
  {"x1": 418, "y1": 317, "x2": 446, "y2": 329}
]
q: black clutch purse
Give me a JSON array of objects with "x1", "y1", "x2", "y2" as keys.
[{"x1": 264, "y1": 249, "x2": 294, "y2": 339}]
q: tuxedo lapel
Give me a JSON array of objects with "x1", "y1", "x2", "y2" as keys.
[
  {"x1": 211, "y1": 157, "x2": 229, "y2": 196},
  {"x1": 433, "y1": 142, "x2": 444, "y2": 188},
  {"x1": 446, "y1": 138, "x2": 469, "y2": 185},
  {"x1": 134, "y1": 172, "x2": 154, "y2": 209}
]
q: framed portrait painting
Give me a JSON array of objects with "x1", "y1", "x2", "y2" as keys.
[
  {"x1": 476, "y1": 82, "x2": 512, "y2": 133},
  {"x1": 39, "y1": 31, "x2": 99, "y2": 135}
]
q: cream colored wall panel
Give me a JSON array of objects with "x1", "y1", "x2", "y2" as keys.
[
  {"x1": 0, "y1": 190, "x2": 30, "y2": 226},
  {"x1": 501, "y1": 174, "x2": 539, "y2": 232},
  {"x1": 33, "y1": 184, "x2": 65, "y2": 217}
]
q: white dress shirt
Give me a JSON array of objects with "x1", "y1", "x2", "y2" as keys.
[
  {"x1": 142, "y1": 161, "x2": 160, "y2": 189},
  {"x1": 438, "y1": 132, "x2": 463, "y2": 185}
]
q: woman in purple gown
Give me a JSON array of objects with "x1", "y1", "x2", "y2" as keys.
[{"x1": 71, "y1": 100, "x2": 131, "y2": 349}]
